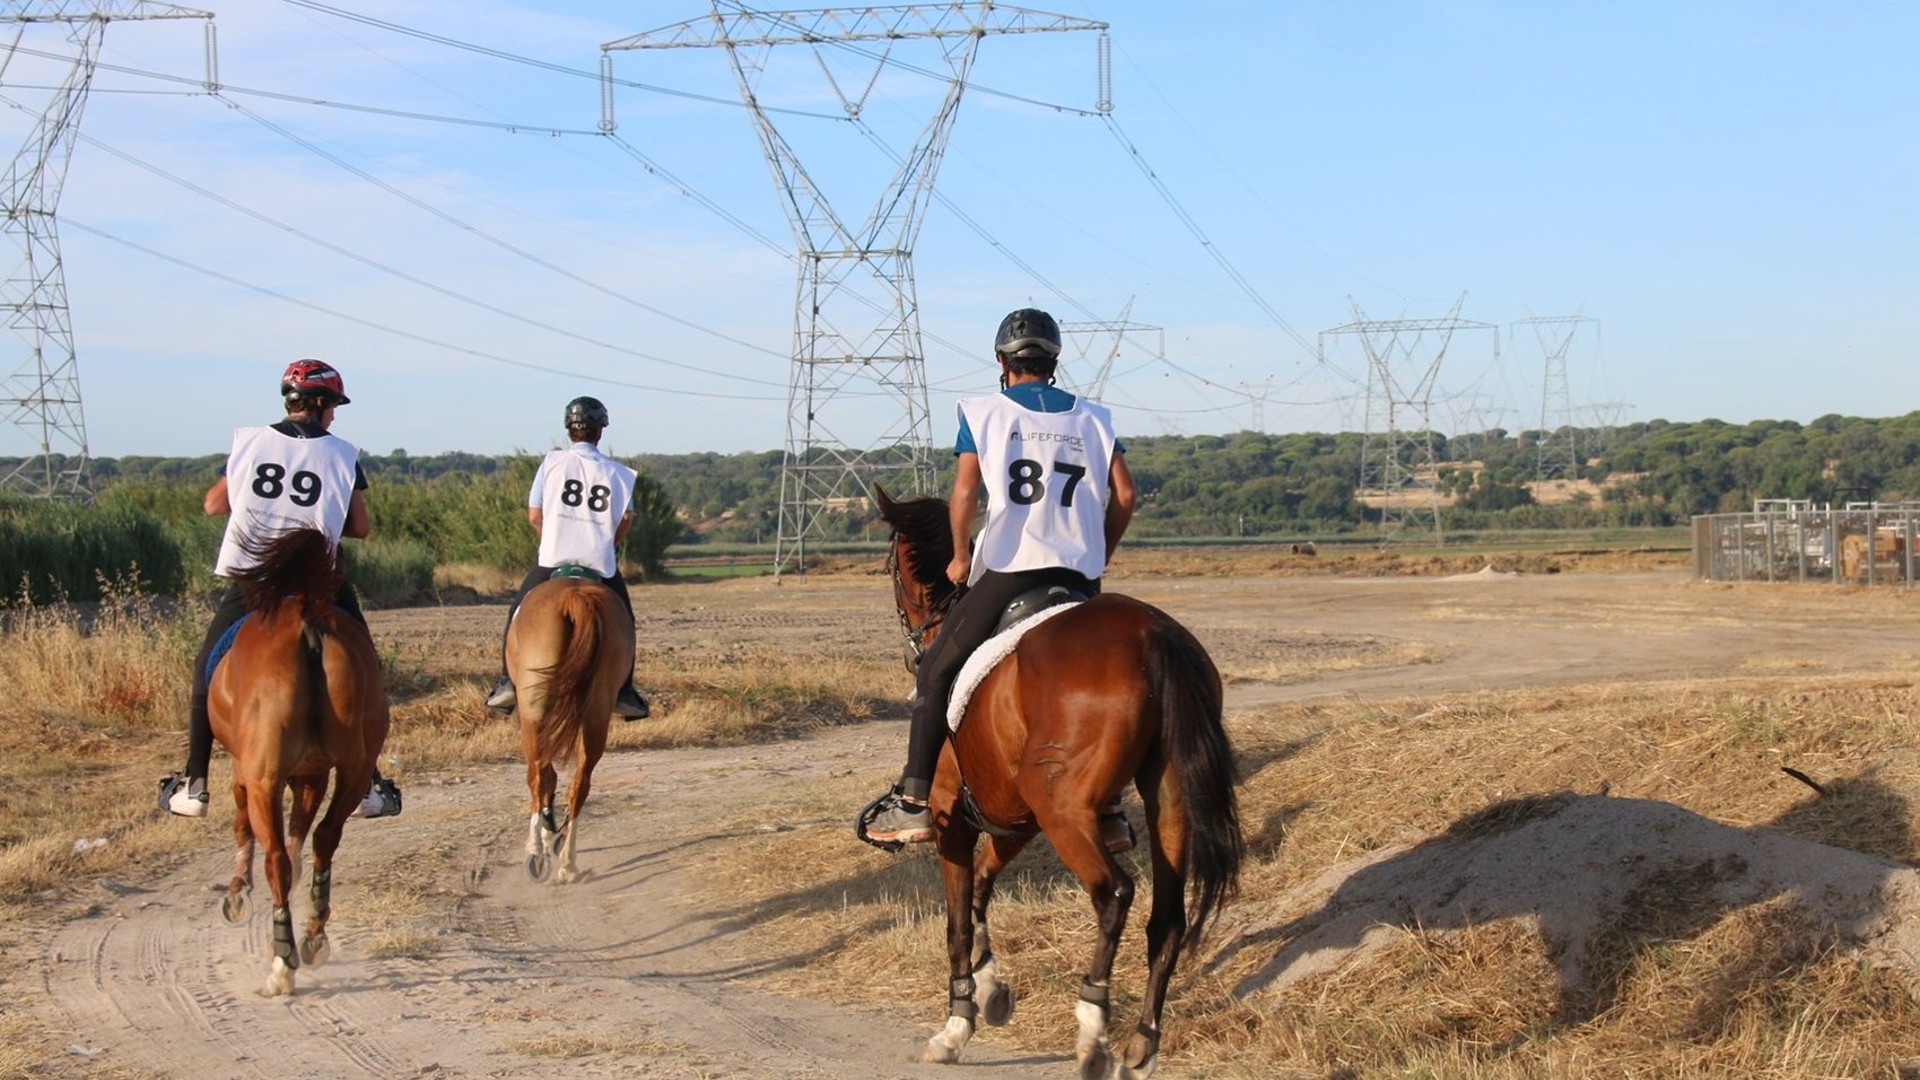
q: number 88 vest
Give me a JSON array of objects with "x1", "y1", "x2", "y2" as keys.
[{"x1": 215, "y1": 426, "x2": 360, "y2": 576}]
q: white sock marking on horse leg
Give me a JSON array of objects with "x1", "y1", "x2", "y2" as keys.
[
  {"x1": 923, "y1": 1016, "x2": 973, "y2": 1063},
  {"x1": 525, "y1": 812, "x2": 544, "y2": 857},
  {"x1": 1074, "y1": 999, "x2": 1109, "y2": 1061},
  {"x1": 265, "y1": 957, "x2": 295, "y2": 998}
]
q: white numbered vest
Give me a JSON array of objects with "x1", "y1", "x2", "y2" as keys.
[
  {"x1": 214, "y1": 426, "x2": 360, "y2": 576},
  {"x1": 532, "y1": 445, "x2": 637, "y2": 577},
  {"x1": 960, "y1": 392, "x2": 1117, "y2": 585}
]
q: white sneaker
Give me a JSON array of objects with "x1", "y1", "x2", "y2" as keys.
[{"x1": 160, "y1": 774, "x2": 208, "y2": 818}]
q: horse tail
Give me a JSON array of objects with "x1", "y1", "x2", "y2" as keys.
[
  {"x1": 231, "y1": 527, "x2": 344, "y2": 622},
  {"x1": 535, "y1": 585, "x2": 606, "y2": 765},
  {"x1": 1148, "y1": 614, "x2": 1244, "y2": 942}
]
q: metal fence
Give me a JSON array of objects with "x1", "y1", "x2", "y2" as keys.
[{"x1": 1693, "y1": 504, "x2": 1920, "y2": 586}]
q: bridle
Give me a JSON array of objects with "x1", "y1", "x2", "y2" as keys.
[{"x1": 886, "y1": 532, "x2": 959, "y2": 668}]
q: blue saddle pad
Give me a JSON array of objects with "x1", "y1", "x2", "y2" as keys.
[{"x1": 205, "y1": 614, "x2": 251, "y2": 683}]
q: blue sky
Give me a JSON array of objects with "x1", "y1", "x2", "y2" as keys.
[{"x1": 2, "y1": 1, "x2": 1913, "y2": 460}]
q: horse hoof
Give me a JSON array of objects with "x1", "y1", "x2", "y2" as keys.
[
  {"x1": 981, "y1": 983, "x2": 1015, "y2": 1026},
  {"x1": 299, "y1": 933, "x2": 330, "y2": 967},
  {"x1": 221, "y1": 891, "x2": 250, "y2": 925},
  {"x1": 1118, "y1": 1029, "x2": 1160, "y2": 1078},
  {"x1": 1077, "y1": 1041, "x2": 1113, "y2": 1080},
  {"x1": 526, "y1": 853, "x2": 552, "y2": 883}
]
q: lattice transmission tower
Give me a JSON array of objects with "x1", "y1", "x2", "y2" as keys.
[
  {"x1": 1515, "y1": 313, "x2": 1598, "y2": 482},
  {"x1": 0, "y1": 1, "x2": 212, "y2": 499},
  {"x1": 1322, "y1": 295, "x2": 1496, "y2": 543},
  {"x1": 603, "y1": 4, "x2": 1106, "y2": 575},
  {"x1": 1058, "y1": 297, "x2": 1161, "y2": 404}
]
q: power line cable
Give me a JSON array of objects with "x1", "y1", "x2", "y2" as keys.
[
  {"x1": 60, "y1": 218, "x2": 787, "y2": 401},
  {"x1": 279, "y1": 0, "x2": 850, "y2": 121},
  {"x1": 60, "y1": 122, "x2": 792, "y2": 390},
  {"x1": 213, "y1": 93, "x2": 792, "y2": 362}
]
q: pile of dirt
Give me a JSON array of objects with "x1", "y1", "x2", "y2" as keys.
[{"x1": 1213, "y1": 792, "x2": 1920, "y2": 1012}]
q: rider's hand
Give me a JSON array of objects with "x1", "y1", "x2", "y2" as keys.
[{"x1": 946, "y1": 553, "x2": 970, "y2": 586}]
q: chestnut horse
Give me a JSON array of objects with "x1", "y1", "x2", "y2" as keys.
[
  {"x1": 873, "y1": 488, "x2": 1244, "y2": 1080},
  {"x1": 209, "y1": 527, "x2": 389, "y2": 997},
  {"x1": 505, "y1": 575, "x2": 634, "y2": 883}
]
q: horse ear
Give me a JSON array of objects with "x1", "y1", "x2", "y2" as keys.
[{"x1": 873, "y1": 484, "x2": 894, "y2": 514}]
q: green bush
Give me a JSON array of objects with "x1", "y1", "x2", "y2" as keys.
[
  {"x1": 345, "y1": 538, "x2": 438, "y2": 609},
  {"x1": 0, "y1": 500, "x2": 187, "y2": 605}
]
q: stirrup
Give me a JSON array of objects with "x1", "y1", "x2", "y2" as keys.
[{"x1": 855, "y1": 789, "x2": 912, "y2": 853}]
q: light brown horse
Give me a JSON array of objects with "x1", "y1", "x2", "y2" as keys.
[
  {"x1": 505, "y1": 574, "x2": 635, "y2": 883},
  {"x1": 209, "y1": 527, "x2": 389, "y2": 997},
  {"x1": 873, "y1": 487, "x2": 1245, "y2": 1080}
]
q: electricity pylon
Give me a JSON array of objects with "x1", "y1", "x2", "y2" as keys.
[
  {"x1": 1059, "y1": 297, "x2": 1161, "y2": 403},
  {"x1": 1322, "y1": 295, "x2": 1497, "y2": 543},
  {"x1": 603, "y1": 3, "x2": 1105, "y2": 575},
  {"x1": 0, "y1": 1, "x2": 213, "y2": 499},
  {"x1": 1515, "y1": 313, "x2": 1598, "y2": 482}
]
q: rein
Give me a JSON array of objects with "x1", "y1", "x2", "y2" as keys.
[{"x1": 886, "y1": 534, "x2": 960, "y2": 664}]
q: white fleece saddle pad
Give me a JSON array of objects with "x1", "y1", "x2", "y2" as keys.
[{"x1": 947, "y1": 601, "x2": 1082, "y2": 730}]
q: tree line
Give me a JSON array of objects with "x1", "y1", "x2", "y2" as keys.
[{"x1": 19, "y1": 411, "x2": 1910, "y2": 554}]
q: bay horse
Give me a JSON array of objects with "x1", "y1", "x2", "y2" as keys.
[
  {"x1": 209, "y1": 527, "x2": 389, "y2": 997},
  {"x1": 504, "y1": 573, "x2": 634, "y2": 883},
  {"x1": 872, "y1": 487, "x2": 1245, "y2": 1080}
]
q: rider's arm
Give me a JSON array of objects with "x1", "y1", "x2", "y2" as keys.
[
  {"x1": 343, "y1": 490, "x2": 371, "y2": 539},
  {"x1": 1103, "y1": 450, "x2": 1136, "y2": 562},
  {"x1": 527, "y1": 507, "x2": 543, "y2": 534},
  {"x1": 203, "y1": 476, "x2": 230, "y2": 516},
  {"x1": 615, "y1": 509, "x2": 633, "y2": 545},
  {"x1": 947, "y1": 451, "x2": 983, "y2": 585}
]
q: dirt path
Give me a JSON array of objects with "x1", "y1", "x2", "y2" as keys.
[{"x1": 25, "y1": 570, "x2": 1920, "y2": 1078}]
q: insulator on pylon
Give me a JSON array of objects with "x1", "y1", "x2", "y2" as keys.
[
  {"x1": 598, "y1": 53, "x2": 616, "y2": 132},
  {"x1": 1096, "y1": 31, "x2": 1112, "y2": 113}
]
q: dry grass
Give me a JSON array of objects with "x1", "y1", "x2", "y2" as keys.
[{"x1": 666, "y1": 672, "x2": 1920, "y2": 1077}]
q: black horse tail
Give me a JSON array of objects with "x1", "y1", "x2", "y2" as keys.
[
  {"x1": 1148, "y1": 614, "x2": 1244, "y2": 942},
  {"x1": 231, "y1": 527, "x2": 345, "y2": 623}
]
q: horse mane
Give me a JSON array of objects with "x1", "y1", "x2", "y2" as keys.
[
  {"x1": 229, "y1": 528, "x2": 345, "y2": 621},
  {"x1": 878, "y1": 493, "x2": 959, "y2": 606}
]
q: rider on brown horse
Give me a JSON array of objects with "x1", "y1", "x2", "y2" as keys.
[
  {"x1": 157, "y1": 359, "x2": 400, "y2": 820},
  {"x1": 485, "y1": 396, "x2": 650, "y2": 720},
  {"x1": 864, "y1": 308, "x2": 1138, "y2": 846}
]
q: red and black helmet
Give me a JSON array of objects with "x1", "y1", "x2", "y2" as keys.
[{"x1": 280, "y1": 358, "x2": 350, "y2": 406}]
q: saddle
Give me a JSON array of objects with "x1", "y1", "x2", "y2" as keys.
[{"x1": 991, "y1": 584, "x2": 1086, "y2": 636}]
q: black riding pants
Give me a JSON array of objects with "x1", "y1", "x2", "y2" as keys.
[
  {"x1": 184, "y1": 581, "x2": 367, "y2": 782},
  {"x1": 498, "y1": 565, "x2": 637, "y2": 683},
  {"x1": 898, "y1": 566, "x2": 1098, "y2": 800}
]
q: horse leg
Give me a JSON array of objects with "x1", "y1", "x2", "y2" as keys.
[
  {"x1": 223, "y1": 781, "x2": 254, "y2": 924},
  {"x1": 299, "y1": 766, "x2": 365, "y2": 969},
  {"x1": 1048, "y1": 813, "x2": 1135, "y2": 1080},
  {"x1": 969, "y1": 833, "x2": 1031, "y2": 1027},
  {"x1": 248, "y1": 783, "x2": 299, "y2": 996},
  {"x1": 555, "y1": 718, "x2": 606, "y2": 885},
  {"x1": 923, "y1": 816, "x2": 983, "y2": 1065},
  {"x1": 1118, "y1": 769, "x2": 1185, "y2": 1080},
  {"x1": 285, "y1": 776, "x2": 327, "y2": 893}
]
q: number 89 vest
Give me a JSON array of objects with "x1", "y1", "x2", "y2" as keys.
[
  {"x1": 214, "y1": 426, "x2": 360, "y2": 576},
  {"x1": 960, "y1": 392, "x2": 1117, "y2": 586}
]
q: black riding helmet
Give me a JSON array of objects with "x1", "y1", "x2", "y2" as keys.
[
  {"x1": 994, "y1": 308, "x2": 1062, "y2": 360},
  {"x1": 564, "y1": 396, "x2": 609, "y2": 429}
]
